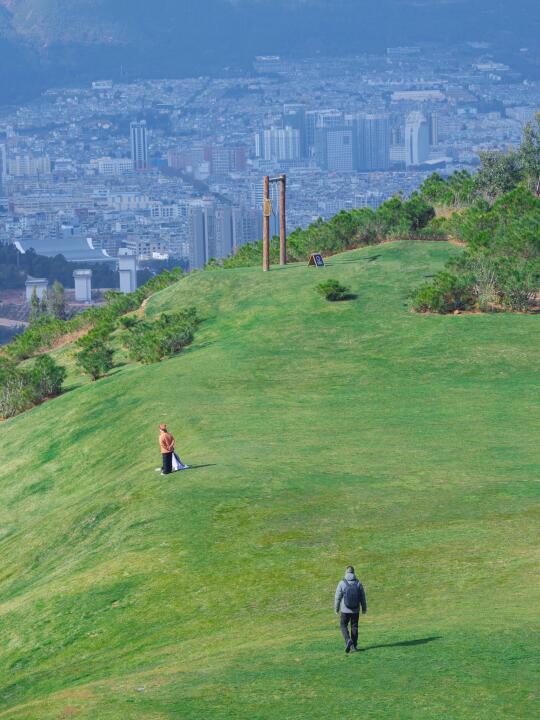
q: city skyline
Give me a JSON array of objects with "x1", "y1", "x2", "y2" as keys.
[{"x1": 1, "y1": 42, "x2": 539, "y2": 278}]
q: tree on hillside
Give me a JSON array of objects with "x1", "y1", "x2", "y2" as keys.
[
  {"x1": 520, "y1": 113, "x2": 540, "y2": 195},
  {"x1": 29, "y1": 288, "x2": 41, "y2": 324},
  {"x1": 29, "y1": 355, "x2": 67, "y2": 398},
  {"x1": 76, "y1": 340, "x2": 114, "y2": 381},
  {"x1": 47, "y1": 281, "x2": 66, "y2": 320},
  {"x1": 0, "y1": 354, "x2": 66, "y2": 418},
  {"x1": 476, "y1": 150, "x2": 523, "y2": 202},
  {"x1": 40, "y1": 292, "x2": 48, "y2": 318},
  {"x1": 420, "y1": 171, "x2": 477, "y2": 207}
]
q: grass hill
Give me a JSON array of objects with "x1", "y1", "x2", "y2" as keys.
[{"x1": 0, "y1": 241, "x2": 538, "y2": 719}]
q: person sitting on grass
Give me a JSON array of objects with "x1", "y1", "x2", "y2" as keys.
[{"x1": 334, "y1": 565, "x2": 367, "y2": 653}]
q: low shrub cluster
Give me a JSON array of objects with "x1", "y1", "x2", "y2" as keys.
[
  {"x1": 0, "y1": 355, "x2": 66, "y2": 419},
  {"x1": 122, "y1": 308, "x2": 200, "y2": 365},
  {"x1": 411, "y1": 272, "x2": 476, "y2": 314},
  {"x1": 317, "y1": 279, "x2": 353, "y2": 302}
]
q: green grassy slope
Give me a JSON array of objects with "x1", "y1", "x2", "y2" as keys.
[{"x1": 0, "y1": 241, "x2": 538, "y2": 719}]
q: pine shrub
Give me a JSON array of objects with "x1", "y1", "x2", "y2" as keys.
[{"x1": 317, "y1": 279, "x2": 353, "y2": 302}]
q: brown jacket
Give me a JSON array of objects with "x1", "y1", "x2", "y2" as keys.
[{"x1": 159, "y1": 431, "x2": 175, "y2": 453}]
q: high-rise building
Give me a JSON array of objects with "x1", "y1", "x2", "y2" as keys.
[
  {"x1": 327, "y1": 127, "x2": 356, "y2": 172},
  {"x1": 210, "y1": 146, "x2": 246, "y2": 175},
  {"x1": 213, "y1": 207, "x2": 234, "y2": 260},
  {"x1": 429, "y1": 112, "x2": 439, "y2": 146},
  {"x1": 305, "y1": 111, "x2": 319, "y2": 151},
  {"x1": 189, "y1": 205, "x2": 206, "y2": 270},
  {"x1": 357, "y1": 115, "x2": 390, "y2": 171},
  {"x1": 405, "y1": 112, "x2": 430, "y2": 167},
  {"x1": 232, "y1": 207, "x2": 260, "y2": 250},
  {"x1": 283, "y1": 104, "x2": 307, "y2": 157},
  {"x1": 306, "y1": 110, "x2": 343, "y2": 153},
  {"x1": 317, "y1": 110, "x2": 344, "y2": 129},
  {"x1": 315, "y1": 125, "x2": 356, "y2": 172},
  {"x1": 0, "y1": 144, "x2": 6, "y2": 183},
  {"x1": 130, "y1": 120, "x2": 148, "y2": 171},
  {"x1": 188, "y1": 201, "x2": 235, "y2": 269},
  {"x1": 391, "y1": 126, "x2": 403, "y2": 145},
  {"x1": 254, "y1": 127, "x2": 301, "y2": 162}
]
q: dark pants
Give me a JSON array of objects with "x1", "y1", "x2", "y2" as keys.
[
  {"x1": 340, "y1": 612, "x2": 359, "y2": 647},
  {"x1": 162, "y1": 452, "x2": 173, "y2": 474}
]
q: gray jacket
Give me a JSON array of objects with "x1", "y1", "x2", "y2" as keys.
[{"x1": 335, "y1": 572, "x2": 367, "y2": 614}]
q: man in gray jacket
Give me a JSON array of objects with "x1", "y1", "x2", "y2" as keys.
[{"x1": 334, "y1": 565, "x2": 367, "y2": 653}]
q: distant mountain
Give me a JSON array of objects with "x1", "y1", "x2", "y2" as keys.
[{"x1": 1, "y1": 0, "x2": 539, "y2": 103}]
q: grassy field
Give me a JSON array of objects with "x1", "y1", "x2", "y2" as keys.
[{"x1": 0, "y1": 241, "x2": 538, "y2": 719}]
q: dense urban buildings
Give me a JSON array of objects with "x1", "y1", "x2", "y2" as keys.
[{"x1": 0, "y1": 43, "x2": 539, "y2": 275}]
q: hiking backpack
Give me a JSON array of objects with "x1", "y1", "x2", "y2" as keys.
[{"x1": 343, "y1": 581, "x2": 360, "y2": 610}]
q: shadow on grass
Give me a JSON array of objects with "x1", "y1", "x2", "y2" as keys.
[
  {"x1": 362, "y1": 636, "x2": 441, "y2": 651},
  {"x1": 184, "y1": 464, "x2": 217, "y2": 470},
  {"x1": 326, "y1": 254, "x2": 381, "y2": 266},
  {"x1": 326, "y1": 294, "x2": 358, "y2": 302}
]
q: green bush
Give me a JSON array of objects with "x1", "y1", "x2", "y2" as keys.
[
  {"x1": 76, "y1": 319, "x2": 117, "y2": 350},
  {"x1": 420, "y1": 171, "x2": 477, "y2": 208},
  {"x1": 119, "y1": 315, "x2": 138, "y2": 330},
  {"x1": 76, "y1": 341, "x2": 114, "y2": 381},
  {"x1": 412, "y1": 272, "x2": 476, "y2": 314},
  {"x1": 0, "y1": 355, "x2": 66, "y2": 418},
  {"x1": 0, "y1": 358, "x2": 29, "y2": 418},
  {"x1": 497, "y1": 263, "x2": 538, "y2": 311},
  {"x1": 123, "y1": 308, "x2": 200, "y2": 364},
  {"x1": 28, "y1": 355, "x2": 67, "y2": 398},
  {"x1": 317, "y1": 279, "x2": 353, "y2": 302}
]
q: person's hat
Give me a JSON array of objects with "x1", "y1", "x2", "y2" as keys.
[{"x1": 159, "y1": 423, "x2": 167, "y2": 431}]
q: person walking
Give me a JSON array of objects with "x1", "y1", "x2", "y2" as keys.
[
  {"x1": 334, "y1": 565, "x2": 367, "y2": 653},
  {"x1": 159, "y1": 423, "x2": 175, "y2": 475}
]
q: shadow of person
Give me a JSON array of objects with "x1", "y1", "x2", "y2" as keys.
[
  {"x1": 362, "y1": 636, "x2": 441, "y2": 651},
  {"x1": 184, "y1": 464, "x2": 217, "y2": 470}
]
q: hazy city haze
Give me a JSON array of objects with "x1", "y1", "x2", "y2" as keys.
[{"x1": 1, "y1": 1, "x2": 540, "y2": 100}]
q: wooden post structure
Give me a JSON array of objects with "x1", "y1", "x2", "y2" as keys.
[
  {"x1": 263, "y1": 175, "x2": 270, "y2": 272},
  {"x1": 279, "y1": 174, "x2": 287, "y2": 266}
]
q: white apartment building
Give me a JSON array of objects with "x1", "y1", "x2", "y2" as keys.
[
  {"x1": 107, "y1": 192, "x2": 150, "y2": 212},
  {"x1": 91, "y1": 157, "x2": 133, "y2": 176}
]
